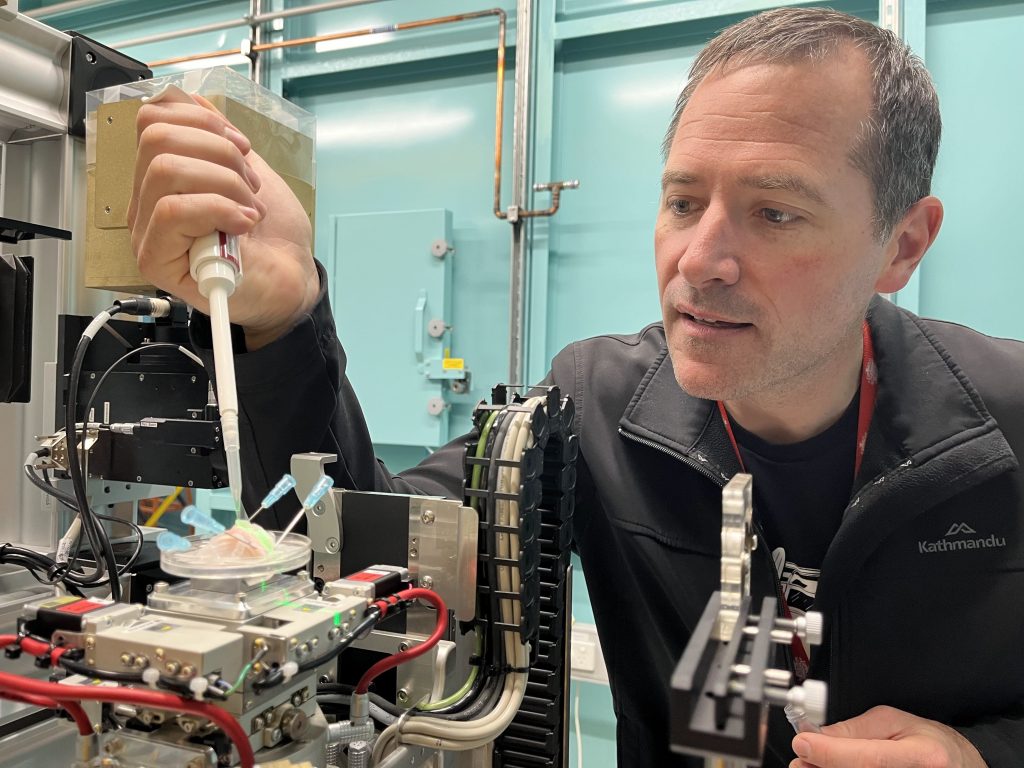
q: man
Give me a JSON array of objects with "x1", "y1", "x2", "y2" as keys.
[{"x1": 129, "y1": 7, "x2": 1024, "y2": 767}]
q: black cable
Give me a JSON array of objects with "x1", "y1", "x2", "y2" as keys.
[
  {"x1": 419, "y1": 670, "x2": 506, "y2": 722},
  {"x1": 65, "y1": 307, "x2": 123, "y2": 600},
  {"x1": 253, "y1": 605, "x2": 389, "y2": 694},
  {"x1": 315, "y1": 687, "x2": 405, "y2": 721},
  {"x1": 316, "y1": 682, "x2": 355, "y2": 697},
  {"x1": 42, "y1": 469, "x2": 88, "y2": 580},
  {"x1": 94, "y1": 512, "x2": 144, "y2": 576},
  {"x1": 81, "y1": 342, "x2": 202, "y2": 437},
  {"x1": 70, "y1": 334, "x2": 201, "y2": 594},
  {"x1": 58, "y1": 656, "x2": 202, "y2": 698},
  {"x1": 59, "y1": 656, "x2": 143, "y2": 684},
  {"x1": 22, "y1": 464, "x2": 143, "y2": 587},
  {"x1": 23, "y1": 463, "x2": 76, "y2": 506},
  {"x1": 297, "y1": 606, "x2": 384, "y2": 674},
  {"x1": 415, "y1": 655, "x2": 491, "y2": 716},
  {"x1": 0, "y1": 544, "x2": 83, "y2": 593}
]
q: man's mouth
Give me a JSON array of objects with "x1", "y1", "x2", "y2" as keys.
[{"x1": 681, "y1": 312, "x2": 751, "y2": 330}]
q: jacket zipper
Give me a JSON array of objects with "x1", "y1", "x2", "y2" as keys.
[
  {"x1": 617, "y1": 427, "x2": 725, "y2": 485},
  {"x1": 617, "y1": 427, "x2": 791, "y2": 631}
]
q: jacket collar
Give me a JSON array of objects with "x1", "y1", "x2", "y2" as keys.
[
  {"x1": 618, "y1": 342, "x2": 739, "y2": 481},
  {"x1": 620, "y1": 296, "x2": 1015, "y2": 481},
  {"x1": 619, "y1": 296, "x2": 1018, "y2": 601}
]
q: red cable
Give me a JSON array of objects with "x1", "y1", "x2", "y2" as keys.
[
  {"x1": 0, "y1": 670, "x2": 255, "y2": 768},
  {"x1": 16, "y1": 636, "x2": 68, "y2": 668},
  {"x1": 355, "y1": 588, "x2": 448, "y2": 694},
  {"x1": 0, "y1": 691, "x2": 93, "y2": 735}
]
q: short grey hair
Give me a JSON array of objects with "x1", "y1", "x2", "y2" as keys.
[{"x1": 663, "y1": 7, "x2": 941, "y2": 241}]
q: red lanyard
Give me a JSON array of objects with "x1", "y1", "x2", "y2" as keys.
[
  {"x1": 717, "y1": 320, "x2": 877, "y2": 478},
  {"x1": 715, "y1": 320, "x2": 876, "y2": 678}
]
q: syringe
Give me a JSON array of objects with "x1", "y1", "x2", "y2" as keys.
[
  {"x1": 249, "y1": 473, "x2": 297, "y2": 523},
  {"x1": 275, "y1": 475, "x2": 334, "y2": 545}
]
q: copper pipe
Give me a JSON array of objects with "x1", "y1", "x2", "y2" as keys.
[
  {"x1": 148, "y1": 10, "x2": 509, "y2": 219},
  {"x1": 516, "y1": 180, "x2": 580, "y2": 218}
]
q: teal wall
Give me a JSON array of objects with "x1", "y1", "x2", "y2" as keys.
[
  {"x1": 27, "y1": 0, "x2": 1024, "y2": 764},
  {"x1": 924, "y1": 2, "x2": 1024, "y2": 334}
]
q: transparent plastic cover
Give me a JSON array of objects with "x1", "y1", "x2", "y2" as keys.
[{"x1": 160, "y1": 532, "x2": 312, "y2": 581}]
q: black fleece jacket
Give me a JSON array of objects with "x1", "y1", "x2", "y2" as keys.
[{"x1": 193, "y1": 271, "x2": 1024, "y2": 767}]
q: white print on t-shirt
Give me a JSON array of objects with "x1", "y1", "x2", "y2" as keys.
[{"x1": 772, "y1": 547, "x2": 819, "y2": 619}]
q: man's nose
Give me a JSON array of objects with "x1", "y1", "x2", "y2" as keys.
[{"x1": 677, "y1": 205, "x2": 740, "y2": 288}]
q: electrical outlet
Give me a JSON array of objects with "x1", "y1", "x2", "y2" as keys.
[
  {"x1": 570, "y1": 622, "x2": 608, "y2": 684},
  {"x1": 571, "y1": 636, "x2": 596, "y2": 672}
]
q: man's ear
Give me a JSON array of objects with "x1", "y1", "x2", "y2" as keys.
[{"x1": 875, "y1": 196, "x2": 943, "y2": 294}]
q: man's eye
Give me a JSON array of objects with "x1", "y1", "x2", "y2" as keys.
[
  {"x1": 669, "y1": 199, "x2": 693, "y2": 215},
  {"x1": 760, "y1": 207, "x2": 797, "y2": 225}
]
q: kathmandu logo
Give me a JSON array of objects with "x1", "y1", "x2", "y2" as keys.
[
  {"x1": 918, "y1": 522, "x2": 1005, "y2": 554},
  {"x1": 944, "y1": 522, "x2": 976, "y2": 536}
]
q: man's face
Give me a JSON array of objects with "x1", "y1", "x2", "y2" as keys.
[{"x1": 656, "y1": 50, "x2": 891, "y2": 402}]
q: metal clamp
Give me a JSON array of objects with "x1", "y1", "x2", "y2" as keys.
[{"x1": 290, "y1": 453, "x2": 342, "y2": 582}]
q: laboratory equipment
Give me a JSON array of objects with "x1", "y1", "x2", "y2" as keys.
[
  {"x1": 0, "y1": 5, "x2": 577, "y2": 766},
  {"x1": 669, "y1": 474, "x2": 828, "y2": 767}
]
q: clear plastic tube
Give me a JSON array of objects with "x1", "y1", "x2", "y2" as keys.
[{"x1": 785, "y1": 703, "x2": 823, "y2": 734}]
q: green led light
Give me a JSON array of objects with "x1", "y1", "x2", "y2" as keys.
[{"x1": 333, "y1": 612, "x2": 341, "y2": 627}]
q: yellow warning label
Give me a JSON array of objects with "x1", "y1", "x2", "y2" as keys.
[
  {"x1": 40, "y1": 596, "x2": 80, "y2": 609},
  {"x1": 442, "y1": 358, "x2": 465, "y2": 371}
]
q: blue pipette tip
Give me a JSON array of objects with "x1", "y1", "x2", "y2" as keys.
[
  {"x1": 260, "y1": 473, "x2": 297, "y2": 509},
  {"x1": 157, "y1": 531, "x2": 191, "y2": 552},
  {"x1": 181, "y1": 505, "x2": 226, "y2": 535},
  {"x1": 301, "y1": 475, "x2": 335, "y2": 510}
]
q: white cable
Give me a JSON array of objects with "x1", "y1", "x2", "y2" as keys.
[
  {"x1": 380, "y1": 399, "x2": 544, "y2": 756},
  {"x1": 372, "y1": 723, "x2": 400, "y2": 763},
  {"x1": 176, "y1": 345, "x2": 204, "y2": 367},
  {"x1": 81, "y1": 310, "x2": 113, "y2": 341},
  {"x1": 56, "y1": 517, "x2": 82, "y2": 564},
  {"x1": 24, "y1": 451, "x2": 81, "y2": 564},
  {"x1": 574, "y1": 685, "x2": 583, "y2": 768}
]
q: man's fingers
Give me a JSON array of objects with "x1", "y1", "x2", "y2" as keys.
[
  {"x1": 794, "y1": 732, "x2": 946, "y2": 768},
  {"x1": 820, "y1": 706, "x2": 907, "y2": 741},
  {"x1": 130, "y1": 123, "x2": 259, "y2": 226},
  {"x1": 136, "y1": 100, "x2": 250, "y2": 155},
  {"x1": 134, "y1": 153, "x2": 265, "y2": 241},
  {"x1": 135, "y1": 192, "x2": 260, "y2": 298}
]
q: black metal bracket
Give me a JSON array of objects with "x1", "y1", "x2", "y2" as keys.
[
  {"x1": 0, "y1": 217, "x2": 72, "y2": 245},
  {"x1": 67, "y1": 31, "x2": 152, "y2": 139}
]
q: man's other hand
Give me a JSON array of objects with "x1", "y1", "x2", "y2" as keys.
[
  {"x1": 790, "y1": 705, "x2": 987, "y2": 768},
  {"x1": 129, "y1": 94, "x2": 318, "y2": 350}
]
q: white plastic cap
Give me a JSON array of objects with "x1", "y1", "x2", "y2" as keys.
[
  {"x1": 281, "y1": 661, "x2": 299, "y2": 682},
  {"x1": 802, "y1": 612, "x2": 824, "y2": 647},
  {"x1": 189, "y1": 677, "x2": 209, "y2": 700},
  {"x1": 141, "y1": 667, "x2": 160, "y2": 688},
  {"x1": 793, "y1": 680, "x2": 828, "y2": 725}
]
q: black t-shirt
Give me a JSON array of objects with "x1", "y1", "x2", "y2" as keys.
[{"x1": 728, "y1": 390, "x2": 860, "y2": 620}]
